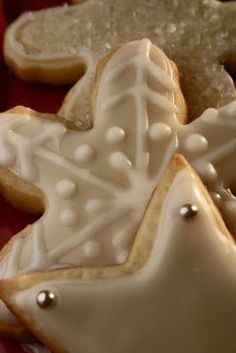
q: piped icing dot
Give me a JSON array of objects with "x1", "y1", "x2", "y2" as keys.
[
  {"x1": 210, "y1": 192, "x2": 222, "y2": 205},
  {"x1": 106, "y1": 126, "x2": 126, "y2": 144},
  {"x1": 112, "y1": 230, "x2": 129, "y2": 248},
  {"x1": 55, "y1": 179, "x2": 77, "y2": 199},
  {"x1": 109, "y1": 152, "x2": 132, "y2": 170},
  {"x1": 85, "y1": 199, "x2": 105, "y2": 213},
  {"x1": 149, "y1": 122, "x2": 172, "y2": 141},
  {"x1": 184, "y1": 134, "x2": 208, "y2": 154},
  {"x1": 0, "y1": 150, "x2": 15, "y2": 167},
  {"x1": 116, "y1": 249, "x2": 129, "y2": 264},
  {"x1": 60, "y1": 208, "x2": 78, "y2": 227},
  {"x1": 195, "y1": 162, "x2": 218, "y2": 184},
  {"x1": 83, "y1": 240, "x2": 102, "y2": 258},
  {"x1": 74, "y1": 144, "x2": 95, "y2": 163}
]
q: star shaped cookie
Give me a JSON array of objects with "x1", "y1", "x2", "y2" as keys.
[{"x1": 0, "y1": 155, "x2": 235, "y2": 353}]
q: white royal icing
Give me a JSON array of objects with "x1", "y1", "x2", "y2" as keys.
[
  {"x1": 106, "y1": 126, "x2": 126, "y2": 144},
  {"x1": 59, "y1": 208, "x2": 78, "y2": 227},
  {"x1": 0, "y1": 39, "x2": 177, "y2": 273},
  {"x1": 55, "y1": 179, "x2": 77, "y2": 199},
  {"x1": 149, "y1": 122, "x2": 172, "y2": 141},
  {"x1": 109, "y1": 151, "x2": 132, "y2": 170},
  {"x1": 10, "y1": 169, "x2": 236, "y2": 353},
  {"x1": 82, "y1": 240, "x2": 102, "y2": 258},
  {"x1": 184, "y1": 133, "x2": 208, "y2": 153},
  {"x1": 74, "y1": 144, "x2": 95, "y2": 163},
  {"x1": 0, "y1": 40, "x2": 235, "y2": 327}
]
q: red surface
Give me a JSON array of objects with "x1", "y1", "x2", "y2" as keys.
[{"x1": 0, "y1": 0, "x2": 72, "y2": 352}]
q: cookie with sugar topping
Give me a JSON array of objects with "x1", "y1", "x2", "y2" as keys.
[
  {"x1": 0, "y1": 155, "x2": 236, "y2": 353},
  {"x1": 3, "y1": 0, "x2": 236, "y2": 125}
]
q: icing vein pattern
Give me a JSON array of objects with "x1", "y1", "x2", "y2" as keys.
[
  {"x1": 0, "y1": 40, "x2": 235, "y2": 280},
  {"x1": 0, "y1": 40, "x2": 177, "y2": 277}
]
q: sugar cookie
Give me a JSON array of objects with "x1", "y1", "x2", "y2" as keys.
[
  {"x1": 0, "y1": 39, "x2": 186, "y2": 334},
  {"x1": 0, "y1": 39, "x2": 235, "y2": 339},
  {"x1": 4, "y1": 0, "x2": 236, "y2": 125},
  {"x1": 0, "y1": 155, "x2": 235, "y2": 353}
]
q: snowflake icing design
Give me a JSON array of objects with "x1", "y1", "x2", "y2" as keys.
[{"x1": 0, "y1": 39, "x2": 235, "y2": 280}]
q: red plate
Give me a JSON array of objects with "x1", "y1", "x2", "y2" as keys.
[{"x1": 0, "y1": 0, "x2": 72, "y2": 352}]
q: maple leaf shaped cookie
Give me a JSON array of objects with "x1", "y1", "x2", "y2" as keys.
[
  {"x1": 3, "y1": 0, "x2": 236, "y2": 123},
  {"x1": 0, "y1": 39, "x2": 185, "y2": 334},
  {"x1": 1, "y1": 155, "x2": 236, "y2": 353}
]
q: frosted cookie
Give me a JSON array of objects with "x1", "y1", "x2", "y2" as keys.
[
  {"x1": 3, "y1": 0, "x2": 236, "y2": 125},
  {"x1": 1, "y1": 155, "x2": 236, "y2": 353},
  {"x1": 0, "y1": 39, "x2": 186, "y2": 335},
  {"x1": 0, "y1": 38, "x2": 235, "y2": 338}
]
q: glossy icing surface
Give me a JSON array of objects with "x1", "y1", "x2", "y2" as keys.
[
  {"x1": 10, "y1": 169, "x2": 236, "y2": 353},
  {"x1": 0, "y1": 0, "x2": 73, "y2": 341},
  {"x1": 0, "y1": 39, "x2": 178, "y2": 274},
  {"x1": 0, "y1": 40, "x2": 235, "y2": 327},
  {"x1": 0, "y1": 1, "x2": 236, "y2": 353}
]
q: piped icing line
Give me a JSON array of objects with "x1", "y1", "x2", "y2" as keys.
[
  {"x1": 192, "y1": 139, "x2": 236, "y2": 169},
  {"x1": 3, "y1": 207, "x2": 131, "y2": 277},
  {"x1": 103, "y1": 86, "x2": 178, "y2": 113},
  {"x1": 0, "y1": 39, "x2": 179, "y2": 279},
  {"x1": 0, "y1": 39, "x2": 235, "y2": 276},
  {"x1": 36, "y1": 148, "x2": 123, "y2": 195},
  {"x1": 105, "y1": 53, "x2": 177, "y2": 91},
  {"x1": 0, "y1": 39, "x2": 235, "y2": 327},
  {"x1": 2, "y1": 165, "x2": 236, "y2": 353},
  {"x1": 177, "y1": 103, "x2": 236, "y2": 234}
]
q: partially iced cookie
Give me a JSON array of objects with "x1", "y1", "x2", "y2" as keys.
[
  {"x1": 3, "y1": 0, "x2": 236, "y2": 124},
  {"x1": 1, "y1": 155, "x2": 236, "y2": 353}
]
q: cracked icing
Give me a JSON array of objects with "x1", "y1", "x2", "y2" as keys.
[
  {"x1": 4, "y1": 0, "x2": 236, "y2": 124},
  {"x1": 0, "y1": 40, "x2": 235, "y2": 327}
]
